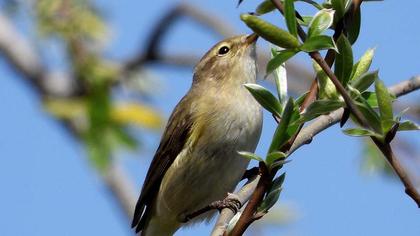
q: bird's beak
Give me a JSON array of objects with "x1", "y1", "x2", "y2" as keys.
[{"x1": 245, "y1": 33, "x2": 259, "y2": 46}]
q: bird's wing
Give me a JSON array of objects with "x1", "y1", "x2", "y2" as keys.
[{"x1": 132, "y1": 94, "x2": 194, "y2": 232}]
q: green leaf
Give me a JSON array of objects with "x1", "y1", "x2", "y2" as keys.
[
  {"x1": 268, "y1": 98, "x2": 295, "y2": 153},
  {"x1": 361, "y1": 91, "x2": 394, "y2": 108},
  {"x1": 394, "y1": 108, "x2": 409, "y2": 122},
  {"x1": 347, "y1": 84, "x2": 361, "y2": 99},
  {"x1": 375, "y1": 79, "x2": 394, "y2": 132},
  {"x1": 241, "y1": 14, "x2": 300, "y2": 49},
  {"x1": 350, "y1": 70, "x2": 378, "y2": 92},
  {"x1": 256, "y1": 0, "x2": 276, "y2": 15},
  {"x1": 350, "y1": 48, "x2": 375, "y2": 81},
  {"x1": 296, "y1": 91, "x2": 309, "y2": 106},
  {"x1": 270, "y1": 159, "x2": 292, "y2": 170},
  {"x1": 360, "y1": 140, "x2": 395, "y2": 177},
  {"x1": 331, "y1": 0, "x2": 346, "y2": 19},
  {"x1": 335, "y1": 34, "x2": 353, "y2": 85},
  {"x1": 271, "y1": 173, "x2": 286, "y2": 191},
  {"x1": 266, "y1": 151, "x2": 287, "y2": 166},
  {"x1": 347, "y1": 6, "x2": 361, "y2": 44},
  {"x1": 284, "y1": 0, "x2": 298, "y2": 38},
  {"x1": 300, "y1": 35, "x2": 337, "y2": 52},
  {"x1": 299, "y1": 99, "x2": 344, "y2": 123},
  {"x1": 111, "y1": 126, "x2": 138, "y2": 150},
  {"x1": 270, "y1": 48, "x2": 291, "y2": 106},
  {"x1": 244, "y1": 83, "x2": 282, "y2": 117},
  {"x1": 238, "y1": 151, "x2": 264, "y2": 162},
  {"x1": 307, "y1": 9, "x2": 335, "y2": 38},
  {"x1": 258, "y1": 187, "x2": 282, "y2": 213},
  {"x1": 258, "y1": 173, "x2": 286, "y2": 213},
  {"x1": 355, "y1": 100, "x2": 383, "y2": 134},
  {"x1": 267, "y1": 49, "x2": 298, "y2": 75},
  {"x1": 398, "y1": 121, "x2": 420, "y2": 131},
  {"x1": 297, "y1": 16, "x2": 313, "y2": 27},
  {"x1": 361, "y1": 92, "x2": 378, "y2": 108},
  {"x1": 286, "y1": 105, "x2": 301, "y2": 137},
  {"x1": 313, "y1": 61, "x2": 338, "y2": 99},
  {"x1": 343, "y1": 128, "x2": 382, "y2": 138}
]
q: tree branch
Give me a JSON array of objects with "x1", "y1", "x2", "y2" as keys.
[
  {"x1": 0, "y1": 13, "x2": 76, "y2": 97},
  {"x1": 229, "y1": 1, "x2": 366, "y2": 234},
  {"x1": 272, "y1": 0, "x2": 420, "y2": 207},
  {"x1": 290, "y1": 76, "x2": 420, "y2": 154},
  {"x1": 119, "y1": 2, "x2": 313, "y2": 94},
  {"x1": 210, "y1": 175, "x2": 261, "y2": 236},
  {"x1": 122, "y1": 3, "x2": 235, "y2": 72},
  {"x1": 103, "y1": 163, "x2": 138, "y2": 220},
  {"x1": 0, "y1": 10, "x2": 138, "y2": 226},
  {"x1": 213, "y1": 76, "x2": 420, "y2": 235}
]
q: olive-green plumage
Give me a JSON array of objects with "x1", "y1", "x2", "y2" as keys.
[{"x1": 132, "y1": 34, "x2": 263, "y2": 236}]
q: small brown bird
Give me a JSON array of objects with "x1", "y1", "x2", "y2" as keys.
[{"x1": 132, "y1": 34, "x2": 262, "y2": 235}]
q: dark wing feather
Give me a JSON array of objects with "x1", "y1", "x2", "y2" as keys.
[{"x1": 132, "y1": 94, "x2": 194, "y2": 232}]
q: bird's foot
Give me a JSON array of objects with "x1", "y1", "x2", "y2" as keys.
[
  {"x1": 182, "y1": 193, "x2": 242, "y2": 223},
  {"x1": 210, "y1": 194, "x2": 242, "y2": 214}
]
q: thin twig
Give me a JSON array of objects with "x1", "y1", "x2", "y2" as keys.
[
  {"x1": 218, "y1": 75, "x2": 420, "y2": 235},
  {"x1": 120, "y1": 2, "x2": 313, "y2": 93},
  {"x1": 371, "y1": 139, "x2": 420, "y2": 207},
  {"x1": 229, "y1": 1, "x2": 366, "y2": 234},
  {"x1": 212, "y1": 76, "x2": 420, "y2": 236},
  {"x1": 122, "y1": 3, "x2": 236, "y2": 72},
  {"x1": 229, "y1": 162, "x2": 271, "y2": 236},
  {"x1": 103, "y1": 163, "x2": 138, "y2": 219},
  {"x1": 309, "y1": 52, "x2": 371, "y2": 128},
  {"x1": 289, "y1": 76, "x2": 420, "y2": 153}
]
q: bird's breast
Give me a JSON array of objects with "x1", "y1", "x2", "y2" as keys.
[{"x1": 157, "y1": 86, "x2": 262, "y2": 223}]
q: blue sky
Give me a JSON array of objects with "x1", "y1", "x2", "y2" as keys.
[{"x1": 1, "y1": 0, "x2": 419, "y2": 235}]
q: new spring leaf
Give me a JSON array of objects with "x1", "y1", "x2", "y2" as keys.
[{"x1": 241, "y1": 14, "x2": 300, "y2": 49}]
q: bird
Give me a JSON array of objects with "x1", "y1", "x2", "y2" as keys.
[{"x1": 132, "y1": 33, "x2": 263, "y2": 236}]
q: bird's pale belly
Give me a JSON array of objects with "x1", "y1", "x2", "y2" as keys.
[{"x1": 157, "y1": 109, "x2": 262, "y2": 224}]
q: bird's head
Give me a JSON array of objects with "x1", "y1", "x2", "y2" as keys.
[{"x1": 193, "y1": 34, "x2": 258, "y2": 86}]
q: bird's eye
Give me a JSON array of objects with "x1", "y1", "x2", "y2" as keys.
[{"x1": 218, "y1": 46, "x2": 230, "y2": 55}]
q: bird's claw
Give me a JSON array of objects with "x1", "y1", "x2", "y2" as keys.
[
  {"x1": 210, "y1": 194, "x2": 242, "y2": 214},
  {"x1": 182, "y1": 194, "x2": 242, "y2": 222}
]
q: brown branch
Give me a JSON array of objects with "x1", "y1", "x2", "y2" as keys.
[
  {"x1": 371, "y1": 139, "x2": 420, "y2": 207},
  {"x1": 123, "y1": 3, "x2": 236, "y2": 72},
  {"x1": 235, "y1": 0, "x2": 413, "y2": 220},
  {"x1": 290, "y1": 76, "x2": 420, "y2": 153},
  {"x1": 229, "y1": 1, "x2": 366, "y2": 234},
  {"x1": 211, "y1": 175, "x2": 261, "y2": 236},
  {"x1": 275, "y1": 0, "x2": 354, "y2": 149},
  {"x1": 309, "y1": 51, "x2": 371, "y2": 128},
  {"x1": 228, "y1": 162, "x2": 271, "y2": 236},
  {"x1": 213, "y1": 76, "x2": 420, "y2": 235}
]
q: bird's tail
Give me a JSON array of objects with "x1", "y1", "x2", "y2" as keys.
[{"x1": 141, "y1": 216, "x2": 180, "y2": 236}]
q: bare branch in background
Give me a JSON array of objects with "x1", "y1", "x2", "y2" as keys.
[
  {"x1": 122, "y1": 3, "x2": 235, "y2": 72},
  {"x1": 120, "y1": 2, "x2": 312, "y2": 93},
  {"x1": 103, "y1": 163, "x2": 137, "y2": 220},
  {"x1": 0, "y1": 13, "x2": 76, "y2": 97}
]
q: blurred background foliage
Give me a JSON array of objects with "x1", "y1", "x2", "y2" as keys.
[{"x1": 9, "y1": 0, "x2": 164, "y2": 169}]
